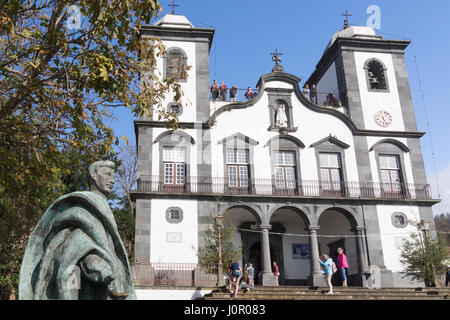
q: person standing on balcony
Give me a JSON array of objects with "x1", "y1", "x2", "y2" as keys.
[
  {"x1": 310, "y1": 84, "x2": 317, "y2": 104},
  {"x1": 303, "y1": 84, "x2": 310, "y2": 100},
  {"x1": 337, "y1": 247, "x2": 349, "y2": 287},
  {"x1": 210, "y1": 80, "x2": 219, "y2": 100},
  {"x1": 219, "y1": 81, "x2": 228, "y2": 101},
  {"x1": 244, "y1": 87, "x2": 254, "y2": 100},
  {"x1": 230, "y1": 85, "x2": 238, "y2": 102}
]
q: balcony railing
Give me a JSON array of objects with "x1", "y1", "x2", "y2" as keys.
[
  {"x1": 136, "y1": 176, "x2": 432, "y2": 200},
  {"x1": 132, "y1": 263, "x2": 217, "y2": 287}
]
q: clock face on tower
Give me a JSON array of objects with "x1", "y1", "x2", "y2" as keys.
[{"x1": 374, "y1": 110, "x2": 393, "y2": 127}]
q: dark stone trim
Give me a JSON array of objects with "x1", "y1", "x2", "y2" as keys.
[
  {"x1": 157, "y1": 135, "x2": 192, "y2": 180},
  {"x1": 264, "y1": 135, "x2": 305, "y2": 149},
  {"x1": 221, "y1": 138, "x2": 256, "y2": 191},
  {"x1": 139, "y1": 25, "x2": 215, "y2": 51},
  {"x1": 218, "y1": 132, "x2": 259, "y2": 146},
  {"x1": 363, "y1": 58, "x2": 390, "y2": 93},
  {"x1": 153, "y1": 130, "x2": 196, "y2": 145},
  {"x1": 312, "y1": 140, "x2": 349, "y2": 187},
  {"x1": 369, "y1": 138, "x2": 409, "y2": 152},
  {"x1": 135, "y1": 120, "x2": 210, "y2": 129},
  {"x1": 372, "y1": 143, "x2": 409, "y2": 187},
  {"x1": 306, "y1": 37, "x2": 410, "y2": 86},
  {"x1": 130, "y1": 191, "x2": 440, "y2": 206},
  {"x1": 310, "y1": 135, "x2": 350, "y2": 149},
  {"x1": 163, "y1": 46, "x2": 188, "y2": 83}
]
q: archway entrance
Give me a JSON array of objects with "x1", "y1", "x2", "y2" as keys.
[
  {"x1": 269, "y1": 207, "x2": 310, "y2": 285},
  {"x1": 247, "y1": 242, "x2": 278, "y2": 285},
  {"x1": 317, "y1": 208, "x2": 362, "y2": 286}
]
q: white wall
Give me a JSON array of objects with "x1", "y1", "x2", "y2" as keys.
[
  {"x1": 156, "y1": 39, "x2": 197, "y2": 123},
  {"x1": 375, "y1": 205, "x2": 421, "y2": 272},
  {"x1": 136, "y1": 288, "x2": 213, "y2": 300},
  {"x1": 354, "y1": 51, "x2": 405, "y2": 131},
  {"x1": 210, "y1": 79, "x2": 360, "y2": 185},
  {"x1": 150, "y1": 199, "x2": 198, "y2": 263}
]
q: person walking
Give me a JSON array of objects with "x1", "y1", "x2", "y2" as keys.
[
  {"x1": 227, "y1": 260, "x2": 242, "y2": 298},
  {"x1": 337, "y1": 247, "x2": 349, "y2": 287},
  {"x1": 318, "y1": 254, "x2": 334, "y2": 294},
  {"x1": 272, "y1": 261, "x2": 280, "y2": 286}
]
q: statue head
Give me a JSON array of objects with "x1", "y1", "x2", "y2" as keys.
[{"x1": 88, "y1": 161, "x2": 115, "y2": 197}]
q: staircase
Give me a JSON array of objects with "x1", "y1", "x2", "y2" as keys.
[{"x1": 201, "y1": 286, "x2": 450, "y2": 300}]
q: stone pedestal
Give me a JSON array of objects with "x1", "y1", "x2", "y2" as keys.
[
  {"x1": 306, "y1": 273, "x2": 327, "y2": 287},
  {"x1": 259, "y1": 272, "x2": 278, "y2": 286}
]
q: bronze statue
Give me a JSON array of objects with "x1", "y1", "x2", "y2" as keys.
[{"x1": 19, "y1": 161, "x2": 136, "y2": 300}]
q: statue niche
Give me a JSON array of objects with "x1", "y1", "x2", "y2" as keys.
[{"x1": 268, "y1": 98, "x2": 297, "y2": 133}]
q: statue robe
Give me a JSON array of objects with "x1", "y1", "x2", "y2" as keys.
[{"x1": 19, "y1": 191, "x2": 136, "y2": 300}]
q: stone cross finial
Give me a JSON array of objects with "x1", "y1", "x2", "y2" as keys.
[
  {"x1": 169, "y1": 0, "x2": 179, "y2": 15},
  {"x1": 271, "y1": 48, "x2": 284, "y2": 72},
  {"x1": 342, "y1": 10, "x2": 352, "y2": 29}
]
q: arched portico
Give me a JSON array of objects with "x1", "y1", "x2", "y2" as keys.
[
  {"x1": 269, "y1": 206, "x2": 312, "y2": 285},
  {"x1": 315, "y1": 206, "x2": 368, "y2": 286}
]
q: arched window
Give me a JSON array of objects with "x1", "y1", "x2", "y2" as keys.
[
  {"x1": 165, "y1": 48, "x2": 187, "y2": 81},
  {"x1": 364, "y1": 59, "x2": 388, "y2": 91}
]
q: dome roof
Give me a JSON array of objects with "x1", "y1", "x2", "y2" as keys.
[
  {"x1": 326, "y1": 26, "x2": 382, "y2": 49},
  {"x1": 153, "y1": 14, "x2": 194, "y2": 28}
]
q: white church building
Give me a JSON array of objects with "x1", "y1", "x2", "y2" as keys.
[{"x1": 131, "y1": 13, "x2": 439, "y2": 288}]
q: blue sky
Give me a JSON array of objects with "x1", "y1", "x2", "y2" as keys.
[{"x1": 109, "y1": 0, "x2": 450, "y2": 214}]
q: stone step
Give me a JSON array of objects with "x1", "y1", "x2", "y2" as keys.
[
  {"x1": 201, "y1": 286, "x2": 450, "y2": 300},
  {"x1": 231, "y1": 286, "x2": 450, "y2": 292},
  {"x1": 207, "y1": 292, "x2": 449, "y2": 298},
  {"x1": 204, "y1": 294, "x2": 447, "y2": 300}
]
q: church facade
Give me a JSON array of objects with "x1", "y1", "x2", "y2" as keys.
[{"x1": 131, "y1": 14, "x2": 439, "y2": 287}]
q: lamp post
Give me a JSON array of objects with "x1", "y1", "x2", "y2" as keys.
[
  {"x1": 418, "y1": 219, "x2": 430, "y2": 239},
  {"x1": 214, "y1": 214, "x2": 224, "y2": 287},
  {"x1": 418, "y1": 219, "x2": 434, "y2": 287}
]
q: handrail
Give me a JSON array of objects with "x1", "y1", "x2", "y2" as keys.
[{"x1": 135, "y1": 176, "x2": 432, "y2": 200}]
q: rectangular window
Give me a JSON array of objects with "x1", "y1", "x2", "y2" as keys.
[
  {"x1": 227, "y1": 149, "x2": 249, "y2": 188},
  {"x1": 274, "y1": 151, "x2": 296, "y2": 189},
  {"x1": 163, "y1": 147, "x2": 186, "y2": 187},
  {"x1": 319, "y1": 153, "x2": 342, "y2": 191},
  {"x1": 379, "y1": 155, "x2": 402, "y2": 193}
]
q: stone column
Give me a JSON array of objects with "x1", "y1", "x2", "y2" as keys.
[
  {"x1": 354, "y1": 227, "x2": 368, "y2": 273},
  {"x1": 306, "y1": 226, "x2": 326, "y2": 287},
  {"x1": 352, "y1": 227, "x2": 369, "y2": 287},
  {"x1": 259, "y1": 224, "x2": 277, "y2": 286}
]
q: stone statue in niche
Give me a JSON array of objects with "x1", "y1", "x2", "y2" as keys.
[
  {"x1": 274, "y1": 102, "x2": 288, "y2": 128},
  {"x1": 19, "y1": 161, "x2": 136, "y2": 300}
]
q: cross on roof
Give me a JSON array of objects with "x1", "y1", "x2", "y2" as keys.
[
  {"x1": 271, "y1": 48, "x2": 283, "y2": 65},
  {"x1": 168, "y1": 0, "x2": 179, "y2": 15},
  {"x1": 341, "y1": 9, "x2": 352, "y2": 28}
]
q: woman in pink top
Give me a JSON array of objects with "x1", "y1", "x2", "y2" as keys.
[{"x1": 337, "y1": 247, "x2": 348, "y2": 287}]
